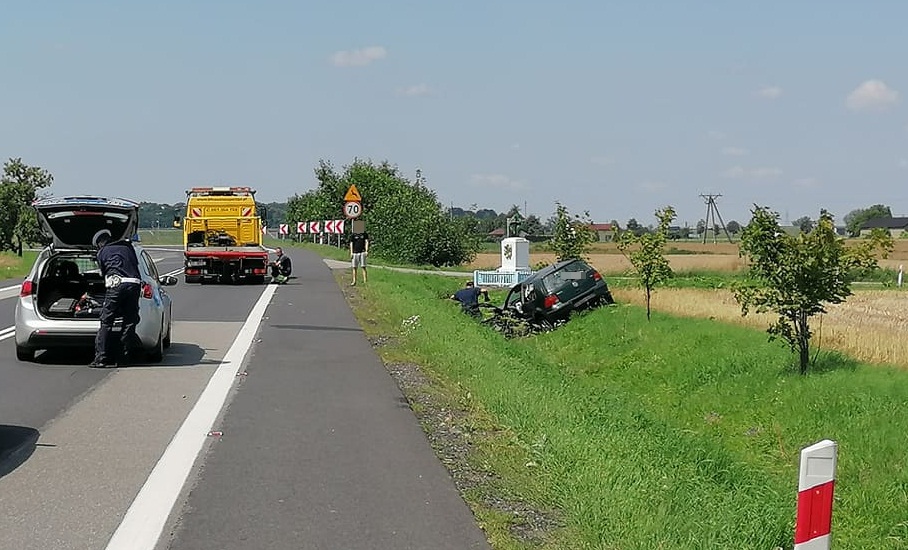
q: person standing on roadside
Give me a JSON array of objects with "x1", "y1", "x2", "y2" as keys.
[
  {"x1": 350, "y1": 230, "x2": 369, "y2": 286},
  {"x1": 90, "y1": 229, "x2": 143, "y2": 368}
]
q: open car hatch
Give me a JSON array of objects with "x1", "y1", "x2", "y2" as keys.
[{"x1": 33, "y1": 196, "x2": 140, "y2": 249}]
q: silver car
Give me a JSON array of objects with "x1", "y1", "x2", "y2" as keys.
[{"x1": 14, "y1": 196, "x2": 177, "y2": 363}]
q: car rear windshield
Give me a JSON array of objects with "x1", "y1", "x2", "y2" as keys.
[{"x1": 541, "y1": 261, "x2": 591, "y2": 294}]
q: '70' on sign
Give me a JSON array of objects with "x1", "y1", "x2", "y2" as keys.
[{"x1": 344, "y1": 201, "x2": 362, "y2": 219}]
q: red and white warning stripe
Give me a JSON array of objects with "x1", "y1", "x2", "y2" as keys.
[
  {"x1": 190, "y1": 207, "x2": 202, "y2": 218},
  {"x1": 241, "y1": 206, "x2": 252, "y2": 216},
  {"x1": 794, "y1": 439, "x2": 837, "y2": 549}
]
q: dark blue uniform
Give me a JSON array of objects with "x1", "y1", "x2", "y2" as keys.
[
  {"x1": 451, "y1": 284, "x2": 487, "y2": 317},
  {"x1": 92, "y1": 239, "x2": 142, "y2": 366}
]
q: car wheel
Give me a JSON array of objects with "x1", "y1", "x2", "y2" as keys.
[
  {"x1": 16, "y1": 345, "x2": 35, "y2": 362},
  {"x1": 147, "y1": 323, "x2": 164, "y2": 363}
]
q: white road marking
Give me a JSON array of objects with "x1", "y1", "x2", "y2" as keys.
[
  {"x1": 0, "y1": 325, "x2": 14, "y2": 341},
  {"x1": 104, "y1": 283, "x2": 278, "y2": 550}
]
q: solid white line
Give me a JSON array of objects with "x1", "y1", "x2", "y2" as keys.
[
  {"x1": 0, "y1": 284, "x2": 21, "y2": 292},
  {"x1": 103, "y1": 283, "x2": 278, "y2": 550}
]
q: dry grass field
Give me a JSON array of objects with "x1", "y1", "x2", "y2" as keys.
[
  {"x1": 611, "y1": 287, "x2": 908, "y2": 367},
  {"x1": 468, "y1": 239, "x2": 908, "y2": 367},
  {"x1": 469, "y1": 239, "x2": 908, "y2": 274}
]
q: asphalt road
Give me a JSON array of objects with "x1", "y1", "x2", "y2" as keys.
[{"x1": 0, "y1": 246, "x2": 489, "y2": 550}]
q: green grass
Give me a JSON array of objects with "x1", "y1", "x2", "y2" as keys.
[
  {"x1": 0, "y1": 250, "x2": 38, "y2": 280},
  {"x1": 136, "y1": 229, "x2": 184, "y2": 245},
  {"x1": 344, "y1": 268, "x2": 908, "y2": 550}
]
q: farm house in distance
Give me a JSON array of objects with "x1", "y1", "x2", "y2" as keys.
[{"x1": 859, "y1": 217, "x2": 908, "y2": 237}]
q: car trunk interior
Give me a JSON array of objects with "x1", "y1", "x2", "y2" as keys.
[{"x1": 36, "y1": 253, "x2": 108, "y2": 319}]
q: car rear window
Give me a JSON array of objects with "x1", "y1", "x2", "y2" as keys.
[{"x1": 541, "y1": 261, "x2": 591, "y2": 294}]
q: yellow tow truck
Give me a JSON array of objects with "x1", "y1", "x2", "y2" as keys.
[{"x1": 177, "y1": 186, "x2": 270, "y2": 284}]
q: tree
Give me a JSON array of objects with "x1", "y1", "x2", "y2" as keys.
[
  {"x1": 734, "y1": 205, "x2": 893, "y2": 374},
  {"x1": 0, "y1": 158, "x2": 54, "y2": 255},
  {"x1": 695, "y1": 219, "x2": 706, "y2": 236},
  {"x1": 549, "y1": 202, "x2": 596, "y2": 262},
  {"x1": 286, "y1": 158, "x2": 482, "y2": 267},
  {"x1": 616, "y1": 206, "x2": 676, "y2": 321},
  {"x1": 844, "y1": 204, "x2": 892, "y2": 237},
  {"x1": 726, "y1": 220, "x2": 741, "y2": 235},
  {"x1": 793, "y1": 216, "x2": 815, "y2": 233}
]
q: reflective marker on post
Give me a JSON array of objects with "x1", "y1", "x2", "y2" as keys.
[{"x1": 794, "y1": 439, "x2": 837, "y2": 550}]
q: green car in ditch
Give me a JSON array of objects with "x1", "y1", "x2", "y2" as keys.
[{"x1": 502, "y1": 258, "x2": 614, "y2": 329}]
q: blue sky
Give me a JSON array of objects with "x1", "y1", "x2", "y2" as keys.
[{"x1": 2, "y1": 1, "x2": 906, "y2": 227}]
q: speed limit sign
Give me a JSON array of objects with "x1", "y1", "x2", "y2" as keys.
[{"x1": 344, "y1": 201, "x2": 362, "y2": 219}]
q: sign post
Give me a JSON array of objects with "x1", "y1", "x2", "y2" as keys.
[
  {"x1": 344, "y1": 184, "x2": 362, "y2": 220},
  {"x1": 794, "y1": 439, "x2": 837, "y2": 550}
]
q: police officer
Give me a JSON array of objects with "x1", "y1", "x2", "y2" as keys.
[{"x1": 89, "y1": 229, "x2": 143, "y2": 368}]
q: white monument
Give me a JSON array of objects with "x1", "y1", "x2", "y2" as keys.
[
  {"x1": 473, "y1": 236, "x2": 534, "y2": 287},
  {"x1": 498, "y1": 237, "x2": 530, "y2": 272}
]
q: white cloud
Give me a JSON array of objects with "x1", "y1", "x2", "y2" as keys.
[
  {"x1": 846, "y1": 79, "x2": 900, "y2": 111},
  {"x1": 638, "y1": 181, "x2": 667, "y2": 193},
  {"x1": 707, "y1": 130, "x2": 726, "y2": 140},
  {"x1": 755, "y1": 86, "x2": 782, "y2": 99},
  {"x1": 751, "y1": 167, "x2": 783, "y2": 178},
  {"x1": 721, "y1": 146, "x2": 749, "y2": 156},
  {"x1": 510, "y1": 143, "x2": 520, "y2": 150},
  {"x1": 470, "y1": 174, "x2": 525, "y2": 189},
  {"x1": 899, "y1": 159, "x2": 908, "y2": 169},
  {"x1": 722, "y1": 166, "x2": 782, "y2": 179},
  {"x1": 329, "y1": 46, "x2": 387, "y2": 67},
  {"x1": 590, "y1": 155, "x2": 615, "y2": 166},
  {"x1": 793, "y1": 177, "x2": 820, "y2": 188},
  {"x1": 721, "y1": 166, "x2": 746, "y2": 178},
  {"x1": 397, "y1": 83, "x2": 431, "y2": 97}
]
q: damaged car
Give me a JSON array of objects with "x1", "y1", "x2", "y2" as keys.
[
  {"x1": 14, "y1": 196, "x2": 177, "y2": 363},
  {"x1": 501, "y1": 258, "x2": 614, "y2": 330}
]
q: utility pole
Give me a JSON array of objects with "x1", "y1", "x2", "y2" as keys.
[{"x1": 700, "y1": 193, "x2": 732, "y2": 244}]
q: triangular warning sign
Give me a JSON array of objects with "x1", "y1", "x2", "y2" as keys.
[{"x1": 344, "y1": 184, "x2": 362, "y2": 202}]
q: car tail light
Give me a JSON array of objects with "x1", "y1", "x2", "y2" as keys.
[
  {"x1": 20, "y1": 280, "x2": 35, "y2": 297},
  {"x1": 141, "y1": 282, "x2": 153, "y2": 299},
  {"x1": 544, "y1": 294, "x2": 559, "y2": 309},
  {"x1": 592, "y1": 270, "x2": 602, "y2": 281}
]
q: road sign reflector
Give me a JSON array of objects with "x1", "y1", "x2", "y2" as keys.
[{"x1": 344, "y1": 184, "x2": 362, "y2": 202}]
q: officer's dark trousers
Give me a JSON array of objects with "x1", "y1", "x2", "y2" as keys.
[{"x1": 94, "y1": 283, "x2": 141, "y2": 364}]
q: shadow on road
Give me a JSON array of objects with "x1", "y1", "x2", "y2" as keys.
[
  {"x1": 0, "y1": 425, "x2": 39, "y2": 479},
  {"x1": 28, "y1": 342, "x2": 220, "y2": 368},
  {"x1": 270, "y1": 323, "x2": 363, "y2": 333}
]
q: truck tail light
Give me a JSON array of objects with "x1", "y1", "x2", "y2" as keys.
[
  {"x1": 544, "y1": 294, "x2": 559, "y2": 309},
  {"x1": 20, "y1": 280, "x2": 35, "y2": 297}
]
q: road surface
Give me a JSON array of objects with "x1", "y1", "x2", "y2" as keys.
[{"x1": 0, "y1": 246, "x2": 489, "y2": 550}]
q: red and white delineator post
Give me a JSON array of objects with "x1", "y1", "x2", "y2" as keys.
[{"x1": 794, "y1": 439, "x2": 838, "y2": 549}]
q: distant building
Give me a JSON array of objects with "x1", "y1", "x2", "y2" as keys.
[
  {"x1": 487, "y1": 227, "x2": 506, "y2": 241},
  {"x1": 590, "y1": 223, "x2": 616, "y2": 242},
  {"x1": 859, "y1": 217, "x2": 908, "y2": 237}
]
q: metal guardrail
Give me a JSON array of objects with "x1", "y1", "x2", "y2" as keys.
[{"x1": 473, "y1": 269, "x2": 535, "y2": 287}]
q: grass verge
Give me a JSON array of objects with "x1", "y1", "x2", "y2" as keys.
[
  {"x1": 337, "y1": 268, "x2": 908, "y2": 550},
  {"x1": 0, "y1": 250, "x2": 38, "y2": 281}
]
